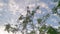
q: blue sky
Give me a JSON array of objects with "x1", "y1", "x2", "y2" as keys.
[{"x1": 0, "y1": 0, "x2": 60, "y2": 34}]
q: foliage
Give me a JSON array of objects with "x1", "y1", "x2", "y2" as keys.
[
  {"x1": 37, "y1": 18, "x2": 42, "y2": 24},
  {"x1": 47, "y1": 26, "x2": 58, "y2": 34},
  {"x1": 4, "y1": 24, "x2": 11, "y2": 32},
  {"x1": 4, "y1": 0, "x2": 60, "y2": 34},
  {"x1": 29, "y1": 31, "x2": 35, "y2": 34}
]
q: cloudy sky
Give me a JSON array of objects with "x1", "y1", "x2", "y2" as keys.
[{"x1": 0, "y1": 0, "x2": 60, "y2": 34}]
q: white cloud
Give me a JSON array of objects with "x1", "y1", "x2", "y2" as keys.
[
  {"x1": 54, "y1": 14, "x2": 58, "y2": 16},
  {"x1": 53, "y1": 26, "x2": 58, "y2": 29},
  {"x1": 0, "y1": 14, "x2": 2, "y2": 16},
  {"x1": 0, "y1": 3, "x2": 4, "y2": 8},
  {"x1": 8, "y1": 0, "x2": 27, "y2": 16},
  {"x1": 0, "y1": 8, "x2": 2, "y2": 10},
  {"x1": 8, "y1": 0, "x2": 51, "y2": 16},
  {"x1": 8, "y1": 0, "x2": 20, "y2": 15},
  {"x1": 0, "y1": 26, "x2": 22, "y2": 34},
  {"x1": 19, "y1": 9, "x2": 26, "y2": 14},
  {"x1": 29, "y1": 4, "x2": 35, "y2": 8},
  {"x1": 0, "y1": 26, "x2": 9, "y2": 34},
  {"x1": 38, "y1": 2, "x2": 48, "y2": 8},
  {"x1": 36, "y1": 10, "x2": 42, "y2": 14},
  {"x1": 37, "y1": 2, "x2": 51, "y2": 13}
]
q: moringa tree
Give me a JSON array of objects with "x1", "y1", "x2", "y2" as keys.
[{"x1": 4, "y1": 0, "x2": 60, "y2": 34}]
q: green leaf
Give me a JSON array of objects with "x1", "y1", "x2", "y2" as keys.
[
  {"x1": 47, "y1": 26, "x2": 58, "y2": 34},
  {"x1": 23, "y1": 20, "x2": 28, "y2": 30},
  {"x1": 57, "y1": 0, "x2": 60, "y2": 7},
  {"x1": 52, "y1": 7, "x2": 57, "y2": 14},
  {"x1": 31, "y1": 11, "x2": 35, "y2": 16},
  {"x1": 26, "y1": 16, "x2": 30, "y2": 20},
  {"x1": 46, "y1": 14, "x2": 50, "y2": 17},
  {"x1": 58, "y1": 22, "x2": 60, "y2": 24},
  {"x1": 39, "y1": 25, "x2": 46, "y2": 33},
  {"x1": 29, "y1": 19, "x2": 32, "y2": 22},
  {"x1": 37, "y1": 18, "x2": 42, "y2": 23},
  {"x1": 19, "y1": 15, "x2": 23, "y2": 20},
  {"x1": 11, "y1": 28, "x2": 18, "y2": 33},
  {"x1": 29, "y1": 31, "x2": 35, "y2": 34},
  {"x1": 52, "y1": 0, "x2": 58, "y2": 2},
  {"x1": 36, "y1": 6, "x2": 40, "y2": 9},
  {"x1": 5, "y1": 24, "x2": 11, "y2": 33}
]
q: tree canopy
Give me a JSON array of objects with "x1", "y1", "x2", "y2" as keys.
[{"x1": 4, "y1": 0, "x2": 60, "y2": 34}]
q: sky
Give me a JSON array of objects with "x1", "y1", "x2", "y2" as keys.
[{"x1": 0, "y1": 0, "x2": 60, "y2": 34}]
